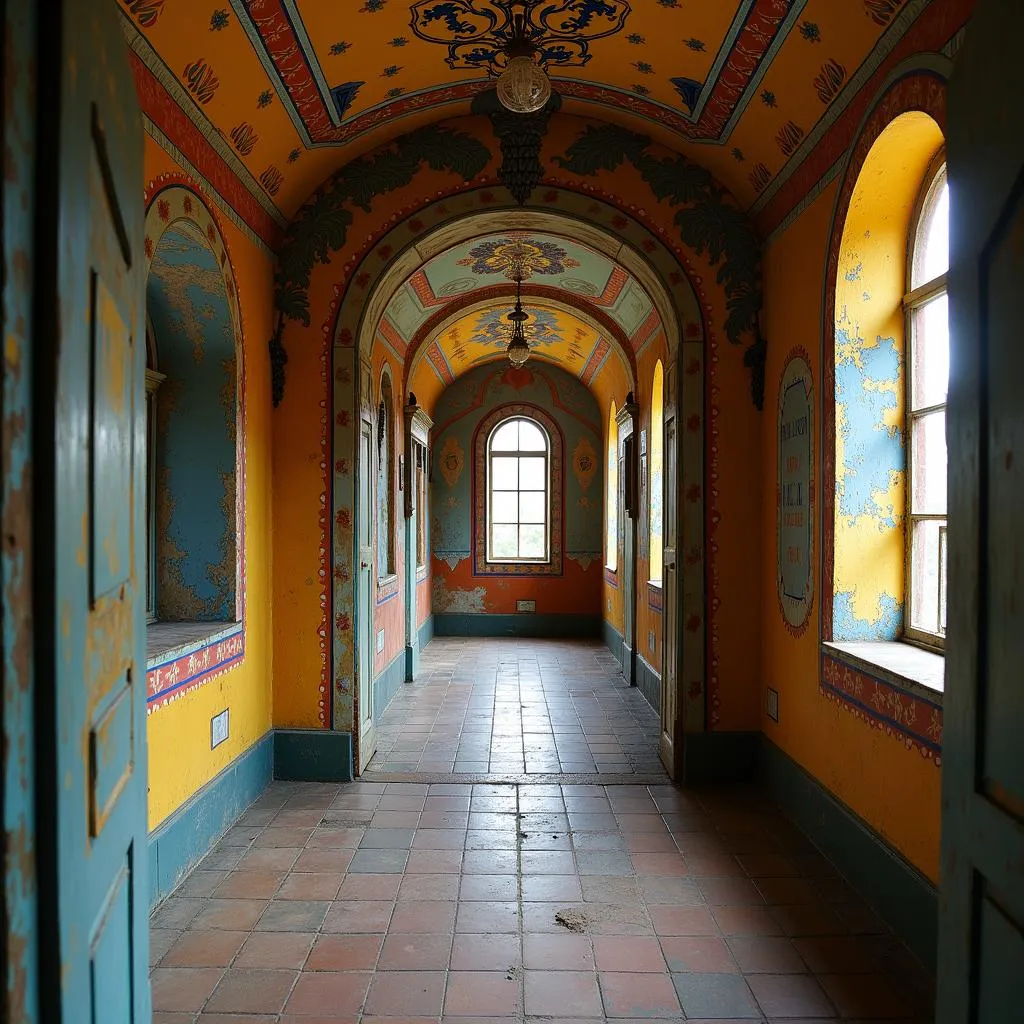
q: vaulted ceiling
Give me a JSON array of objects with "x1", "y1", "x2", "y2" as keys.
[{"x1": 122, "y1": 0, "x2": 916, "y2": 219}]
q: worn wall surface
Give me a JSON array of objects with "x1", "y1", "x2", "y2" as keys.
[
  {"x1": 143, "y1": 139, "x2": 274, "y2": 829},
  {"x1": 760, "y1": 48, "x2": 955, "y2": 881},
  {"x1": 429, "y1": 362, "x2": 603, "y2": 618},
  {"x1": 148, "y1": 226, "x2": 238, "y2": 622}
]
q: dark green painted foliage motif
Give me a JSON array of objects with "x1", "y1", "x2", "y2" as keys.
[
  {"x1": 555, "y1": 125, "x2": 764, "y2": 406},
  {"x1": 275, "y1": 125, "x2": 492, "y2": 326}
]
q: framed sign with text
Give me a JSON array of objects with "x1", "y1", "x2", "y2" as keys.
[{"x1": 778, "y1": 350, "x2": 814, "y2": 633}]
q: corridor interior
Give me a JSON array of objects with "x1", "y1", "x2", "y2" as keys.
[
  {"x1": 149, "y1": 639, "x2": 934, "y2": 1022},
  {"x1": 9, "y1": 0, "x2": 1023, "y2": 1021}
]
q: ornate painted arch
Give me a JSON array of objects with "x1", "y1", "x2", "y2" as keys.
[
  {"x1": 318, "y1": 183, "x2": 712, "y2": 737},
  {"x1": 142, "y1": 181, "x2": 249, "y2": 708}
]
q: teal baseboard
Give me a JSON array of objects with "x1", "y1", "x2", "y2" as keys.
[
  {"x1": 418, "y1": 616, "x2": 434, "y2": 650},
  {"x1": 603, "y1": 620, "x2": 623, "y2": 662},
  {"x1": 374, "y1": 650, "x2": 406, "y2": 715},
  {"x1": 636, "y1": 654, "x2": 661, "y2": 712},
  {"x1": 682, "y1": 730, "x2": 760, "y2": 784},
  {"x1": 760, "y1": 737, "x2": 937, "y2": 967},
  {"x1": 434, "y1": 613, "x2": 601, "y2": 638},
  {"x1": 147, "y1": 730, "x2": 273, "y2": 909},
  {"x1": 274, "y1": 729, "x2": 353, "y2": 783}
]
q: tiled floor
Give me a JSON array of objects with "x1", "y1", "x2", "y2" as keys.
[
  {"x1": 366, "y1": 639, "x2": 665, "y2": 776},
  {"x1": 151, "y1": 778, "x2": 934, "y2": 1022}
]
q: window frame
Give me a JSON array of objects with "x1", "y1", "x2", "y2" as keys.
[
  {"x1": 377, "y1": 369, "x2": 398, "y2": 584},
  {"x1": 903, "y1": 152, "x2": 948, "y2": 652},
  {"x1": 485, "y1": 415, "x2": 552, "y2": 565}
]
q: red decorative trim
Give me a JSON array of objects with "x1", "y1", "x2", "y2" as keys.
[
  {"x1": 647, "y1": 581, "x2": 664, "y2": 613},
  {"x1": 146, "y1": 631, "x2": 245, "y2": 711},
  {"x1": 377, "y1": 316, "x2": 408, "y2": 357},
  {"x1": 240, "y1": 0, "x2": 793, "y2": 146},
  {"x1": 581, "y1": 338, "x2": 612, "y2": 385},
  {"x1": 130, "y1": 52, "x2": 281, "y2": 249},
  {"x1": 630, "y1": 307, "x2": 662, "y2": 350},
  {"x1": 821, "y1": 74, "x2": 946, "y2": 643},
  {"x1": 821, "y1": 653, "x2": 942, "y2": 764},
  {"x1": 757, "y1": 0, "x2": 969, "y2": 238},
  {"x1": 426, "y1": 342, "x2": 455, "y2": 386}
]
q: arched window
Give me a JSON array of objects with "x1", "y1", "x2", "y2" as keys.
[
  {"x1": 650, "y1": 361, "x2": 665, "y2": 583},
  {"x1": 905, "y1": 160, "x2": 949, "y2": 645},
  {"x1": 377, "y1": 371, "x2": 396, "y2": 578},
  {"x1": 607, "y1": 400, "x2": 618, "y2": 571},
  {"x1": 486, "y1": 416, "x2": 550, "y2": 562}
]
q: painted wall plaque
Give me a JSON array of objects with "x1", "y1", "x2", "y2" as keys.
[{"x1": 778, "y1": 351, "x2": 814, "y2": 632}]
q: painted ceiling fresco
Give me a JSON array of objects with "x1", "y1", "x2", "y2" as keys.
[
  {"x1": 406, "y1": 299, "x2": 631, "y2": 414},
  {"x1": 383, "y1": 231, "x2": 656, "y2": 348},
  {"x1": 121, "y1": 0, "x2": 921, "y2": 217}
]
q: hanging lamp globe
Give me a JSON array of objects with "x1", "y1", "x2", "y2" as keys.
[
  {"x1": 495, "y1": 4, "x2": 551, "y2": 114},
  {"x1": 505, "y1": 276, "x2": 532, "y2": 368},
  {"x1": 506, "y1": 329, "x2": 531, "y2": 368}
]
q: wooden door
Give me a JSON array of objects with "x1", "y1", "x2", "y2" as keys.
[
  {"x1": 357, "y1": 419, "x2": 377, "y2": 773},
  {"x1": 937, "y1": 1, "x2": 1024, "y2": 1018},
  {"x1": 660, "y1": 411, "x2": 679, "y2": 779},
  {"x1": 34, "y1": 0, "x2": 150, "y2": 1018}
]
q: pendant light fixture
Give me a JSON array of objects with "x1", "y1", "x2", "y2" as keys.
[
  {"x1": 495, "y1": 3, "x2": 551, "y2": 114},
  {"x1": 505, "y1": 273, "x2": 531, "y2": 368}
]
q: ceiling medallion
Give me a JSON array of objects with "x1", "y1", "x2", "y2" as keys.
[{"x1": 411, "y1": 1, "x2": 632, "y2": 112}]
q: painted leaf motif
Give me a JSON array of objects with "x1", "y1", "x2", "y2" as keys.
[{"x1": 553, "y1": 123, "x2": 650, "y2": 176}]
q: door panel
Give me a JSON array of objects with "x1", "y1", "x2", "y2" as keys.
[
  {"x1": 46, "y1": 1, "x2": 149, "y2": 1018},
  {"x1": 937, "y1": 1, "x2": 1024, "y2": 1018},
  {"x1": 358, "y1": 419, "x2": 376, "y2": 773},
  {"x1": 660, "y1": 411, "x2": 678, "y2": 778}
]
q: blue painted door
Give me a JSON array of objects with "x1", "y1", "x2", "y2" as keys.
[
  {"x1": 39, "y1": 0, "x2": 150, "y2": 1018},
  {"x1": 937, "y1": 1, "x2": 1024, "y2": 1017}
]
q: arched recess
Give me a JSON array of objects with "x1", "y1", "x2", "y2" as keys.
[
  {"x1": 324, "y1": 192, "x2": 708, "y2": 775},
  {"x1": 820, "y1": 61, "x2": 950, "y2": 644},
  {"x1": 142, "y1": 185, "x2": 248, "y2": 708}
]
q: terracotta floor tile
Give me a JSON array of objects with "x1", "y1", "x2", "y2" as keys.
[
  {"x1": 728, "y1": 935, "x2": 807, "y2": 974},
  {"x1": 234, "y1": 931, "x2": 315, "y2": 970},
  {"x1": 255, "y1": 899, "x2": 329, "y2": 932},
  {"x1": 772, "y1": 903, "x2": 849, "y2": 938},
  {"x1": 405, "y1": 849, "x2": 463, "y2": 873},
  {"x1": 600, "y1": 971, "x2": 681, "y2": 1018},
  {"x1": 521, "y1": 874, "x2": 583, "y2": 902},
  {"x1": 818, "y1": 972, "x2": 924, "y2": 1018},
  {"x1": 630, "y1": 852, "x2": 688, "y2": 876},
  {"x1": 747, "y1": 973, "x2": 837, "y2": 1017},
  {"x1": 203, "y1": 968, "x2": 297, "y2": 1015},
  {"x1": 397, "y1": 872, "x2": 461, "y2": 900},
  {"x1": 150, "y1": 967, "x2": 224, "y2": 1012},
  {"x1": 388, "y1": 899, "x2": 457, "y2": 934},
  {"x1": 292, "y1": 848, "x2": 355, "y2": 873},
  {"x1": 712, "y1": 905, "x2": 784, "y2": 937},
  {"x1": 162, "y1": 929, "x2": 248, "y2": 967},
  {"x1": 450, "y1": 933, "x2": 522, "y2": 971},
  {"x1": 593, "y1": 935, "x2": 666, "y2": 972},
  {"x1": 456, "y1": 900, "x2": 520, "y2": 933},
  {"x1": 524, "y1": 969, "x2": 603, "y2": 1016},
  {"x1": 672, "y1": 972, "x2": 761, "y2": 1019},
  {"x1": 306, "y1": 933, "x2": 384, "y2": 971},
  {"x1": 321, "y1": 900, "x2": 394, "y2": 933},
  {"x1": 411, "y1": 828, "x2": 467, "y2": 850},
  {"x1": 459, "y1": 873, "x2": 518, "y2": 901},
  {"x1": 660, "y1": 935, "x2": 738, "y2": 973},
  {"x1": 212, "y1": 870, "x2": 285, "y2": 900},
  {"x1": 338, "y1": 874, "x2": 402, "y2": 901},
  {"x1": 284, "y1": 971, "x2": 371, "y2": 1016},
  {"x1": 461, "y1": 849, "x2": 519, "y2": 874},
  {"x1": 153, "y1": 897, "x2": 207, "y2": 931},
  {"x1": 649, "y1": 905, "x2": 719, "y2": 936},
  {"x1": 149, "y1": 928, "x2": 180, "y2": 966},
  {"x1": 276, "y1": 872, "x2": 343, "y2": 901},
  {"x1": 364, "y1": 970, "x2": 446, "y2": 1016},
  {"x1": 698, "y1": 876, "x2": 766, "y2": 906},
  {"x1": 522, "y1": 932, "x2": 594, "y2": 971},
  {"x1": 238, "y1": 847, "x2": 303, "y2": 872},
  {"x1": 190, "y1": 899, "x2": 268, "y2": 932}
]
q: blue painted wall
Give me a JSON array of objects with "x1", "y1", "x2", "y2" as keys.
[{"x1": 148, "y1": 225, "x2": 238, "y2": 621}]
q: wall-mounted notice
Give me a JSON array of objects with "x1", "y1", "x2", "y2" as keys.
[{"x1": 778, "y1": 352, "x2": 814, "y2": 632}]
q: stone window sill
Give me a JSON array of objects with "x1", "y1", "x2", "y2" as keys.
[
  {"x1": 823, "y1": 640, "x2": 944, "y2": 704},
  {"x1": 146, "y1": 621, "x2": 242, "y2": 669}
]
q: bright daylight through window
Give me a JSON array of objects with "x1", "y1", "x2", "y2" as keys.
[{"x1": 487, "y1": 416, "x2": 550, "y2": 562}]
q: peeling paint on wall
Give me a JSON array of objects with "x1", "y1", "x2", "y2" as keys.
[{"x1": 431, "y1": 575, "x2": 487, "y2": 613}]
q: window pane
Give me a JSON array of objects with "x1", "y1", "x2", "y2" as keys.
[
  {"x1": 491, "y1": 421, "x2": 519, "y2": 451},
  {"x1": 920, "y1": 180, "x2": 949, "y2": 284},
  {"x1": 518, "y1": 420, "x2": 546, "y2": 451},
  {"x1": 912, "y1": 409, "x2": 947, "y2": 515},
  {"x1": 492, "y1": 490, "x2": 518, "y2": 524},
  {"x1": 519, "y1": 491, "x2": 545, "y2": 524},
  {"x1": 912, "y1": 293, "x2": 949, "y2": 410},
  {"x1": 519, "y1": 456, "x2": 545, "y2": 490},
  {"x1": 491, "y1": 524, "x2": 518, "y2": 558},
  {"x1": 519, "y1": 525, "x2": 545, "y2": 559},
  {"x1": 910, "y1": 518, "x2": 946, "y2": 636},
  {"x1": 492, "y1": 456, "x2": 518, "y2": 490}
]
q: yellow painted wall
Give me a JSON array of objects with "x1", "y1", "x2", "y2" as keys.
[
  {"x1": 143, "y1": 139, "x2": 275, "y2": 830},
  {"x1": 761, "y1": 182, "x2": 941, "y2": 882}
]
